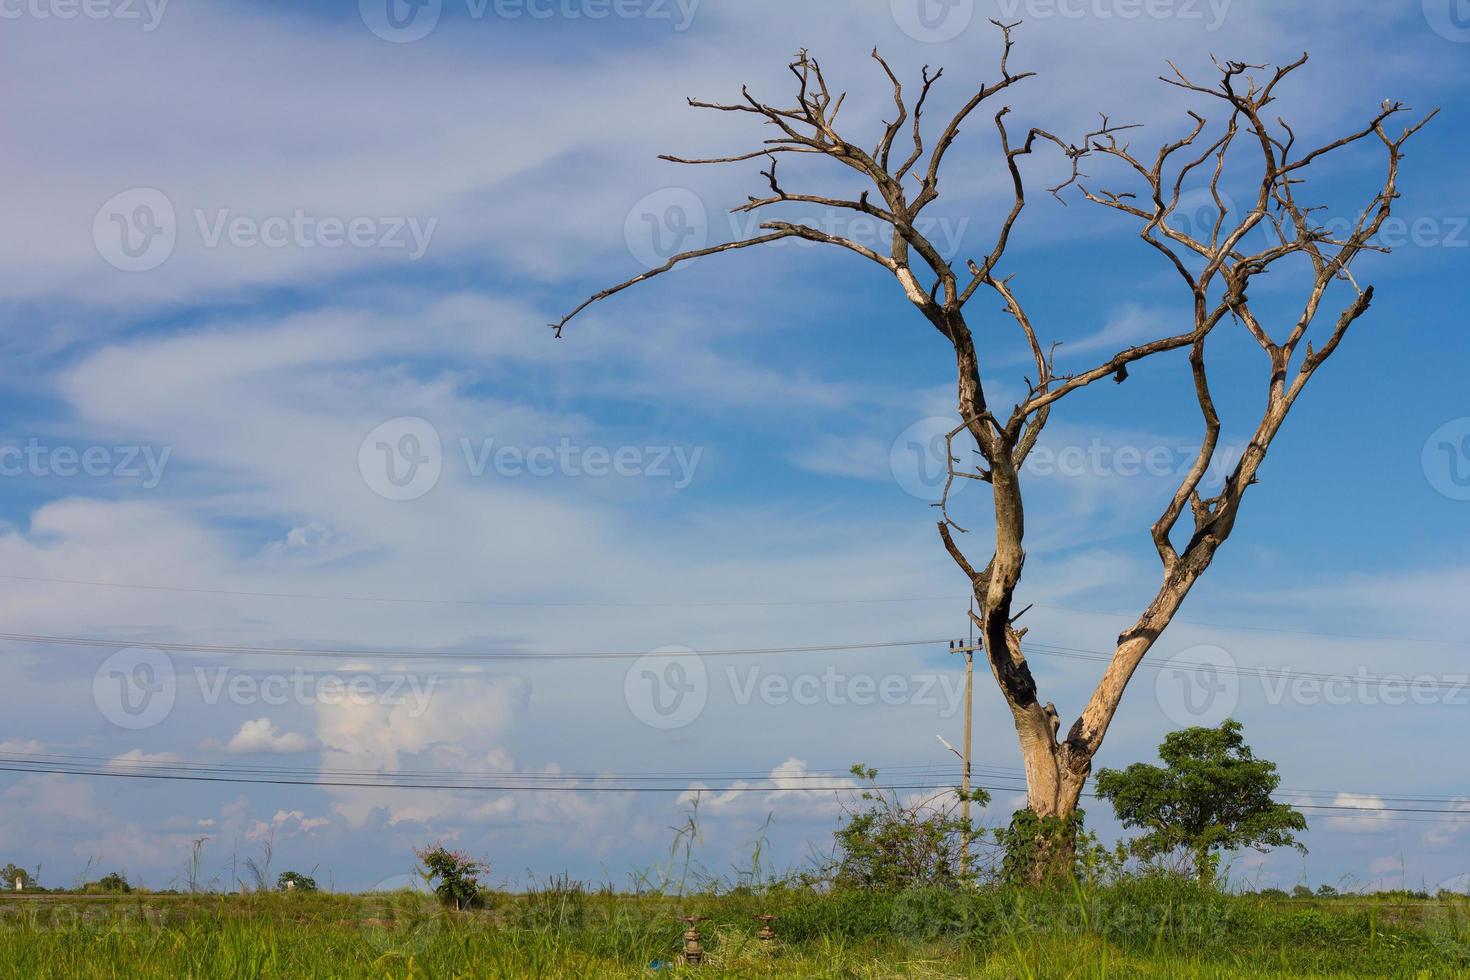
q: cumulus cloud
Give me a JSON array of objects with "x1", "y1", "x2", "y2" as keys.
[
  {"x1": 679, "y1": 757, "x2": 858, "y2": 821},
  {"x1": 1368, "y1": 856, "x2": 1404, "y2": 877},
  {"x1": 212, "y1": 718, "x2": 315, "y2": 755},
  {"x1": 246, "y1": 809, "x2": 330, "y2": 842},
  {"x1": 2, "y1": 774, "x2": 98, "y2": 823},
  {"x1": 1322, "y1": 793, "x2": 1391, "y2": 832},
  {"x1": 106, "y1": 750, "x2": 184, "y2": 766},
  {"x1": 0, "y1": 0, "x2": 1461, "y2": 892},
  {"x1": 0, "y1": 740, "x2": 46, "y2": 755},
  {"x1": 1423, "y1": 798, "x2": 1470, "y2": 848}
]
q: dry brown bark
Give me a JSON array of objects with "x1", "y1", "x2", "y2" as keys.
[{"x1": 554, "y1": 22, "x2": 1434, "y2": 869}]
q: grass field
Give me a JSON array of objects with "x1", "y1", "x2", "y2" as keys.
[{"x1": 1, "y1": 880, "x2": 1467, "y2": 978}]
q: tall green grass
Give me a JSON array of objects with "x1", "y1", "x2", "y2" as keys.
[{"x1": 1, "y1": 880, "x2": 1466, "y2": 977}]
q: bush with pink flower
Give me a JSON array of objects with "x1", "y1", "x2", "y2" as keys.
[{"x1": 415, "y1": 843, "x2": 488, "y2": 910}]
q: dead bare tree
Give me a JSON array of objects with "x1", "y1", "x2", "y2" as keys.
[{"x1": 552, "y1": 22, "x2": 1434, "y2": 877}]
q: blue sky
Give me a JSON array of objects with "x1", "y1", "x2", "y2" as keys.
[{"x1": 0, "y1": 0, "x2": 1466, "y2": 893}]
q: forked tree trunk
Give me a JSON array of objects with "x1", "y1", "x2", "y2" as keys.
[
  {"x1": 1016, "y1": 738, "x2": 1086, "y2": 882},
  {"x1": 972, "y1": 548, "x2": 1211, "y2": 881},
  {"x1": 548, "y1": 25, "x2": 1430, "y2": 890}
]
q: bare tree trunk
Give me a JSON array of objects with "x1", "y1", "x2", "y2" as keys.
[{"x1": 553, "y1": 26, "x2": 1433, "y2": 887}]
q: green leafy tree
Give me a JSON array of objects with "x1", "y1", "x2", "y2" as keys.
[
  {"x1": 415, "y1": 844, "x2": 487, "y2": 910},
  {"x1": 89, "y1": 872, "x2": 131, "y2": 894},
  {"x1": 0, "y1": 863, "x2": 34, "y2": 890},
  {"x1": 830, "y1": 765, "x2": 989, "y2": 890},
  {"x1": 277, "y1": 870, "x2": 318, "y2": 892},
  {"x1": 1094, "y1": 720, "x2": 1306, "y2": 886}
]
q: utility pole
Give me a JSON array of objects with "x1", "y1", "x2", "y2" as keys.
[{"x1": 941, "y1": 600, "x2": 981, "y2": 861}]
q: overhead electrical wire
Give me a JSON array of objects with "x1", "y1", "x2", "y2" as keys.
[
  {"x1": 0, "y1": 631, "x2": 945, "y2": 662},
  {"x1": 1022, "y1": 641, "x2": 1470, "y2": 692},
  {"x1": 2, "y1": 582, "x2": 1461, "y2": 824},
  {"x1": 2, "y1": 753, "x2": 1467, "y2": 824},
  {"x1": 0, "y1": 753, "x2": 979, "y2": 788},
  {"x1": 16, "y1": 751, "x2": 1462, "y2": 805},
  {"x1": 0, "y1": 573, "x2": 957, "y2": 609},
  {"x1": 0, "y1": 631, "x2": 1461, "y2": 699},
  {"x1": 0, "y1": 762, "x2": 948, "y2": 795},
  {"x1": 0, "y1": 571, "x2": 1464, "y2": 647}
]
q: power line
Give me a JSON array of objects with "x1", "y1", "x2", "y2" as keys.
[
  {"x1": 1031, "y1": 603, "x2": 1470, "y2": 648},
  {"x1": 36, "y1": 751, "x2": 1462, "y2": 803},
  {"x1": 1024, "y1": 641, "x2": 1470, "y2": 692},
  {"x1": 1273, "y1": 801, "x2": 1470, "y2": 816},
  {"x1": 2, "y1": 572, "x2": 1464, "y2": 647},
  {"x1": 4, "y1": 763, "x2": 1466, "y2": 821},
  {"x1": 938, "y1": 758, "x2": 1470, "y2": 808},
  {"x1": 3, "y1": 753, "x2": 1467, "y2": 821},
  {"x1": 0, "y1": 573, "x2": 957, "y2": 610},
  {"x1": 2, "y1": 630, "x2": 1460, "y2": 697},
  {"x1": 0, "y1": 762, "x2": 951, "y2": 795},
  {"x1": 0, "y1": 751, "x2": 958, "y2": 783},
  {"x1": 0, "y1": 631, "x2": 948, "y2": 662}
]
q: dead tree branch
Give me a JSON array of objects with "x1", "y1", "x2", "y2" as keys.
[{"x1": 551, "y1": 33, "x2": 1434, "y2": 849}]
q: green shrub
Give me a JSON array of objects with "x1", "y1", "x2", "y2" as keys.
[
  {"x1": 277, "y1": 871, "x2": 318, "y2": 893},
  {"x1": 829, "y1": 764, "x2": 986, "y2": 891},
  {"x1": 85, "y1": 872, "x2": 131, "y2": 894},
  {"x1": 416, "y1": 844, "x2": 487, "y2": 910}
]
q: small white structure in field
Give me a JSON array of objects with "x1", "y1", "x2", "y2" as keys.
[
  {"x1": 13, "y1": 876, "x2": 21, "y2": 892},
  {"x1": 285, "y1": 879, "x2": 295, "y2": 891}
]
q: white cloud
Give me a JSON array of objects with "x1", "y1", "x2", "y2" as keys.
[
  {"x1": 790, "y1": 435, "x2": 895, "y2": 481},
  {"x1": 1322, "y1": 793, "x2": 1391, "y2": 832},
  {"x1": 0, "y1": 740, "x2": 45, "y2": 755},
  {"x1": 1368, "y1": 856, "x2": 1403, "y2": 876},
  {"x1": 680, "y1": 757, "x2": 858, "y2": 821},
  {"x1": 214, "y1": 718, "x2": 315, "y2": 755},
  {"x1": 1, "y1": 0, "x2": 1446, "y2": 317},
  {"x1": 1055, "y1": 305, "x2": 1180, "y2": 360},
  {"x1": 246, "y1": 809, "x2": 331, "y2": 842},
  {"x1": 106, "y1": 750, "x2": 183, "y2": 766},
  {"x1": 1423, "y1": 798, "x2": 1470, "y2": 848},
  {"x1": 0, "y1": 9, "x2": 719, "y2": 308},
  {"x1": 2, "y1": 774, "x2": 96, "y2": 820},
  {"x1": 0, "y1": 0, "x2": 1461, "y2": 892}
]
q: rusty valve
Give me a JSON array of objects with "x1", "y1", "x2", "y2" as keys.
[{"x1": 681, "y1": 914, "x2": 708, "y2": 965}]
